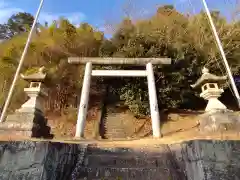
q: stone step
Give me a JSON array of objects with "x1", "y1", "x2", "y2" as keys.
[
  {"x1": 105, "y1": 132, "x2": 127, "y2": 139},
  {"x1": 84, "y1": 154, "x2": 169, "y2": 168},
  {"x1": 76, "y1": 167, "x2": 172, "y2": 180},
  {"x1": 86, "y1": 147, "x2": 143, "y2": 156},
  {"x1": 104, "y1": 114, "x2": 130, "y2": 139},
  {"x1": 86, "y1": 145, "x2": 168, "y2": 156}
]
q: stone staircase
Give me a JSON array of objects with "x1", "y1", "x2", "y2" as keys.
[
  {"x1": 97, "y1": 85, "x2": 151, "y2": 139},
  {"x1": 103, "y1": 107, "x2": 129, "y2": 139},
  {"x1": 76, "y1": 144, "x2": 186, "y2": 180},
  {"x1": 100, "y1": 105, "x2": 151, "y2": 139},
  {"x1": 98, "y1": 85, "x2": 139, "y2": 139}
]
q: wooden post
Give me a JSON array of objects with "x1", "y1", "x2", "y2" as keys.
[
  {"x1": 146, "y1": 63, "x2": 161, "y2": 138},
  {"x1": 75, "y1": 62, "x2": 92, "y2": 138}
]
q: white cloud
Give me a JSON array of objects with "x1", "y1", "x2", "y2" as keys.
[
  {"x1": 0, "y1": 0, "x2": 86, "y2": 26},
  {"x1": 39, "y1": 12, "x2": 86, "y2": 25},
  {"x1": 0, "y1": 0, "x2": 23, "y2": 23},
  {"x1": 39, "y1": 12, "x2": 86, "y2": 26}
]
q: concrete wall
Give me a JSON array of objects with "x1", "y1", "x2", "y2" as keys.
[{"x1": 0, "y1": 140, "x2": 239, "y2": 180}]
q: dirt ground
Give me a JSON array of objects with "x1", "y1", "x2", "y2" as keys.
[
  {"x1": 1, "y1": 110, "x2": 240, "y2": 147},
  {"x1": 46, "y1": 109, "x2": 202, "y2": 139}
]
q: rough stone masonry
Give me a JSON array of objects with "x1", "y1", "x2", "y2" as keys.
[{"x1": 0, "y1": 140, "x2": 239, "y2": 180}]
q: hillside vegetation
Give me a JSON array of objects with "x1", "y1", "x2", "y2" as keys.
[{"x1": 0, "y1": 5, "x2": 240, "y2": 118}]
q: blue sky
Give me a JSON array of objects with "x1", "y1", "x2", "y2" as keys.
[{"x1": 0, "y1": 0, "x2": 238, "y2": 35}]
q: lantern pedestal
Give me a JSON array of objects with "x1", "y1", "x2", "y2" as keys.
[
  {"x1": 0, "y1": 67, "x2": 53, "y2": 138},
  {"x1": 191, "y1": 67, "x2": 240, "y2": 133},
  {"x1": 198, "y1": 109, "x2": 240, "y2": 133},
  {"x1": 0, "y1": 110, "x2": 52, "y2": 138}
]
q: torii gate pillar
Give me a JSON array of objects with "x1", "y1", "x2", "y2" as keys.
[
  {"x1": 69, "y1": 57, "x2": 172, "y2": 138},
  {"x1": 75, "y1": 62, "x2": 92, "y2": 137},
  {"x1": 146, "y1": 63, "x2": 161, "y2": 137}
]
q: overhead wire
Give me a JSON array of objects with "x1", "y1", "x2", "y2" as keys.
[
  {"x1": 187, "y1": 0, "x2": 237, "y2": 98},
  {"x1": 201, "y1": 0, "x2": 240, "y2": 107},
  {"x1": 0, "y1": 0, "x2": 45, "y2": 122}
]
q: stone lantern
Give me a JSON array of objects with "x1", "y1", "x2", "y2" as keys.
[
  {"x1": 191, "y1": 67, "x2": 240, "y2": 132},
  {"x1": 18, "y1": 67, "x2": 48, "y2": 113},
  {"x1": 191, "y1": 67, "x2": 227, "y2": 112},
  {"x1": 17, "y1": 67, "x2": 48, "y2": 113},
  {"x1": 0, "y1": 67, "x2": 53, "y2": 138}
]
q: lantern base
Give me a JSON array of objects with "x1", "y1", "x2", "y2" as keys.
[
  {"x1": 198, "y1": 109, "x2": 240, "y2": 133},
  {"x1": 205, "y1": 98, "x2": 227, "y2": 112},
  {"x1": 0, "y1": 109, "x2": 53, "y2": 139}
]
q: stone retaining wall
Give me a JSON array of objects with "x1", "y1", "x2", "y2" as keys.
[{"x1": 0, "y1": 140, "x2": 239, "y2": 180}]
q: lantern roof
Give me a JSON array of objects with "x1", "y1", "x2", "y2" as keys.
[
  {"x1": 21, "y1": 67, "x2": 46, "y2": 82},
  {"x1": 191, "y1": 67, "x2": 227, "y2": 89}
]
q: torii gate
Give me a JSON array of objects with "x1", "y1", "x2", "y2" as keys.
[
  {"x1": 68, "y1": 57, "x2": 171, "y2": 138},
  {"x1": 1, "y1": 0, "x2": 240, "y2": 137}
]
